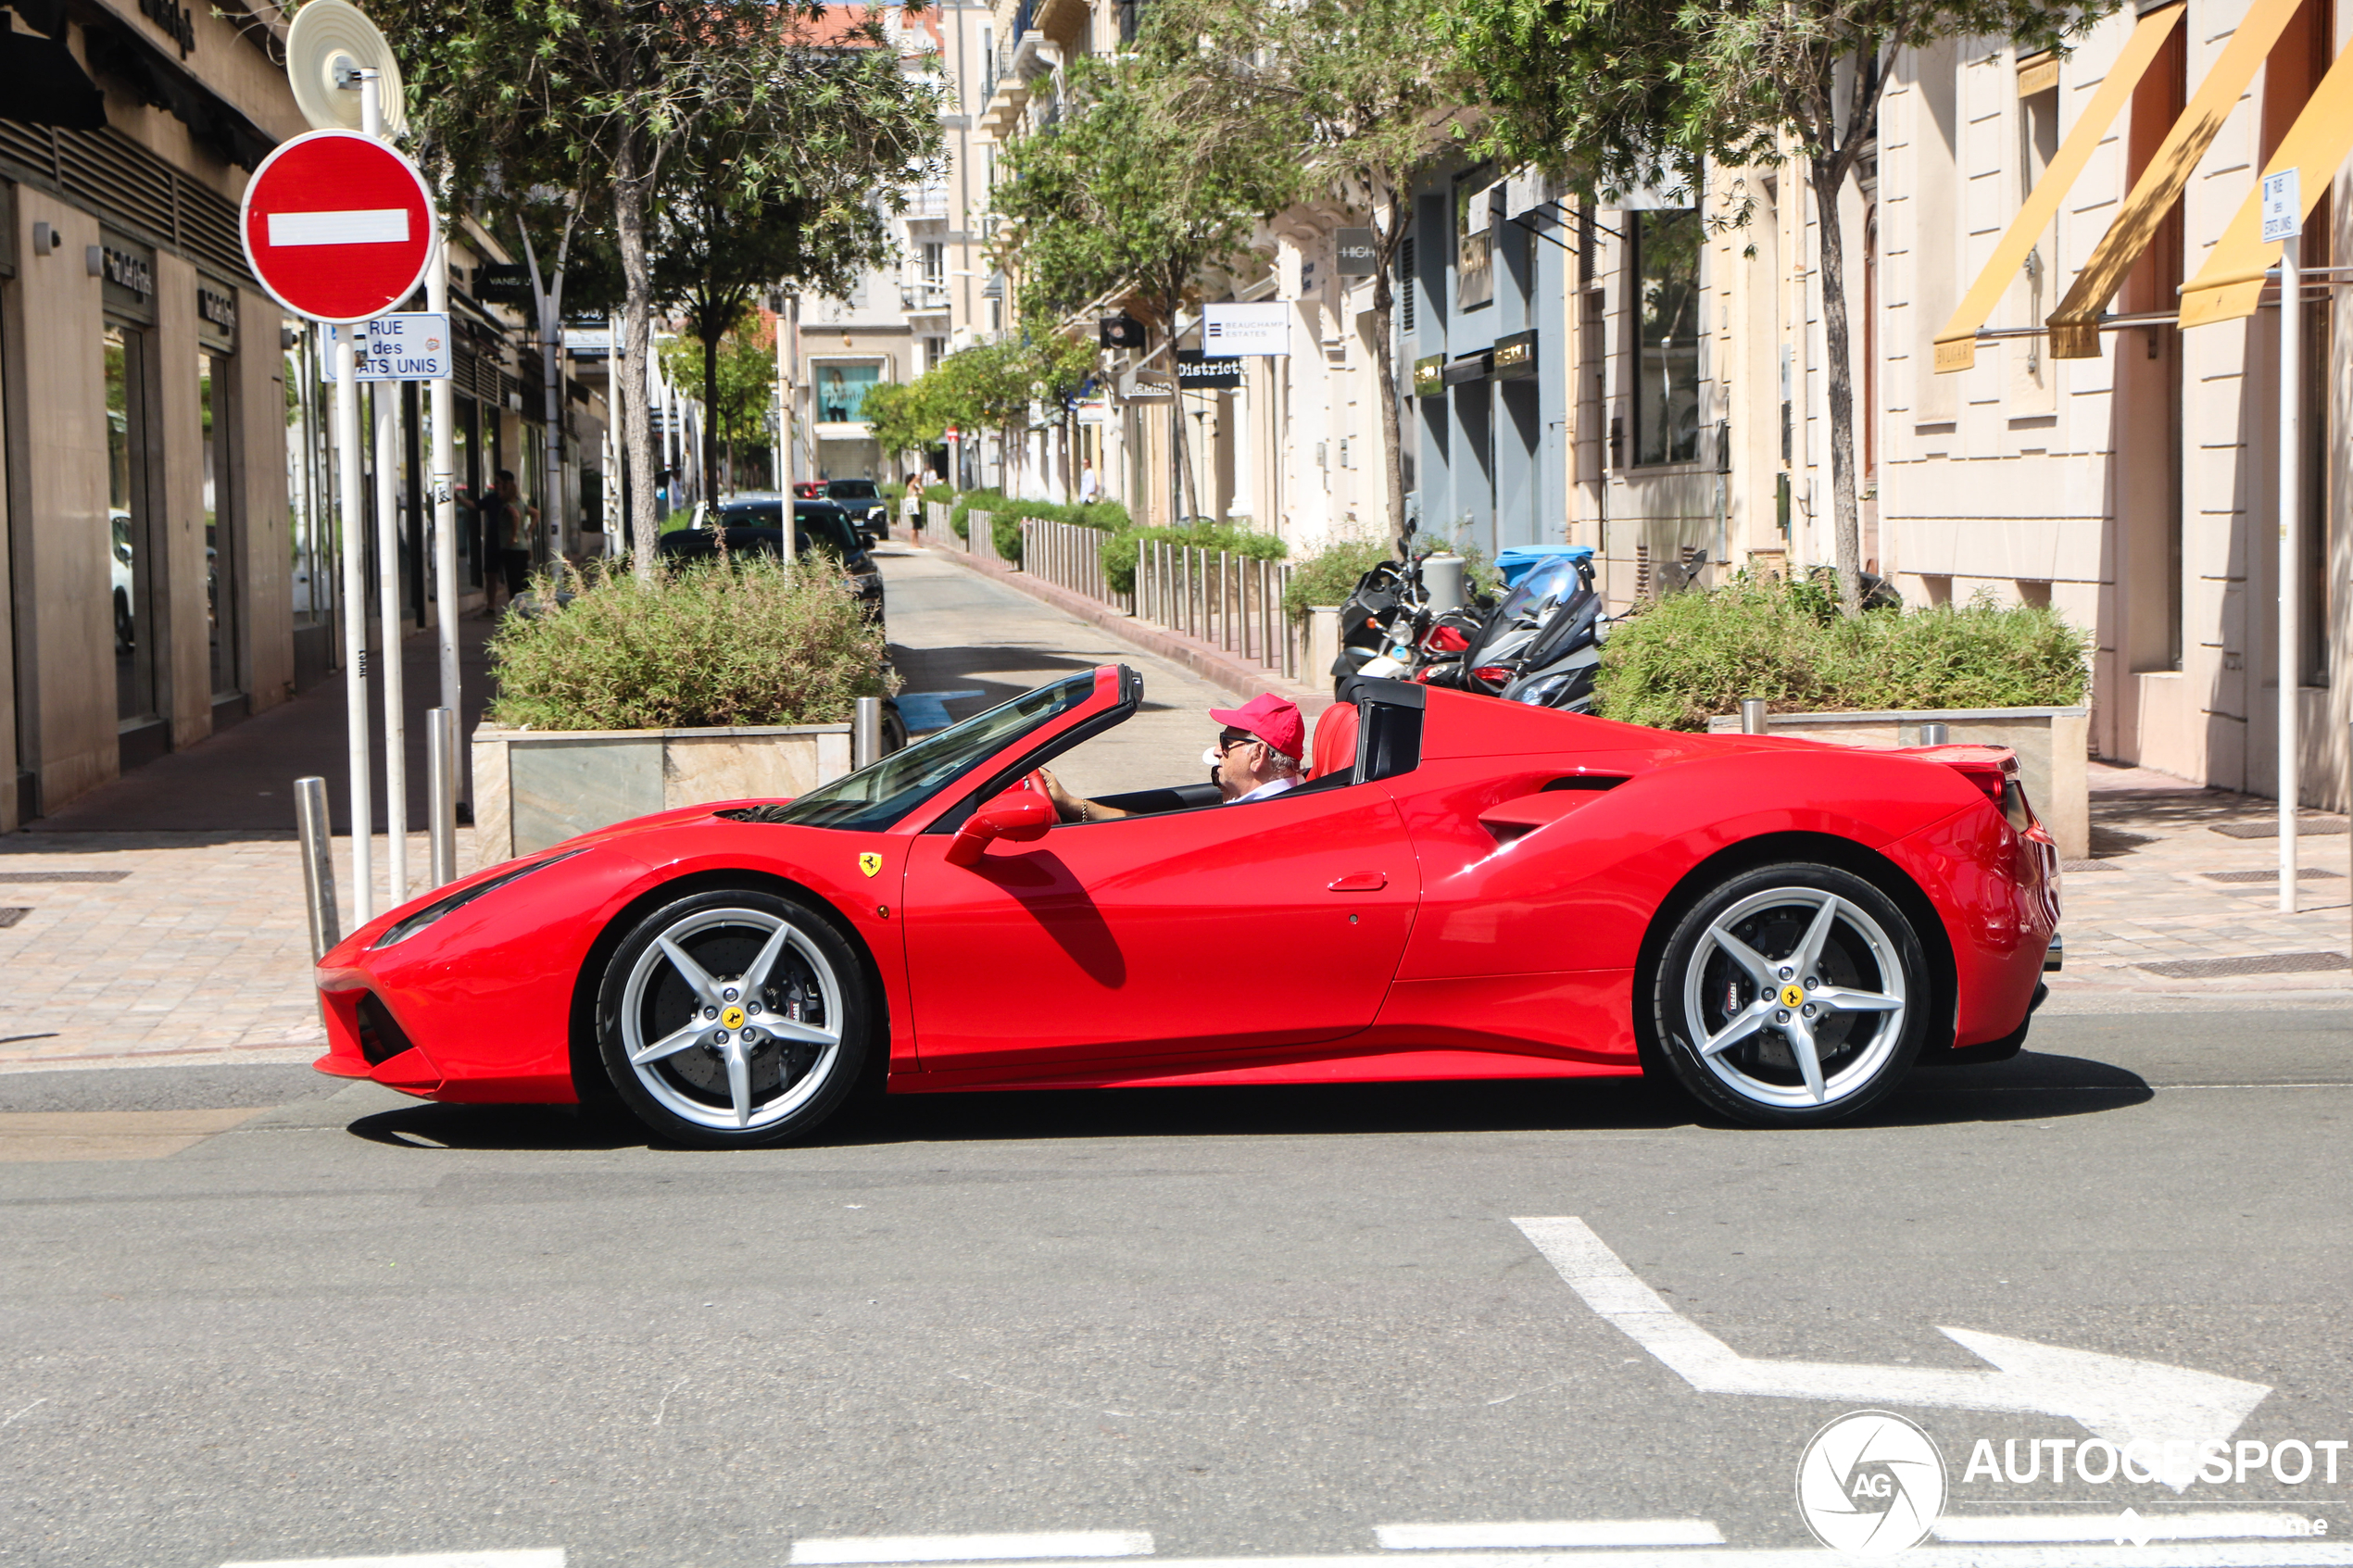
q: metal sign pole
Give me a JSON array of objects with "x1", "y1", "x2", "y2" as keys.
[
  {"x1": 359, "y1": 70, "x2": 408, "y2": 909},
  {"x1": 333, "y1": 327, "x2": 372, "y2": 924},
  {"x1": 2262, "y1": 169, "x2": 2304, "y2": 915},
  {"x1": 2278, "y1": 228, "x2": 2300, "y2": 914},
  {"x1": 426, "y1": 228, "x2": 463, "y2": 858}
]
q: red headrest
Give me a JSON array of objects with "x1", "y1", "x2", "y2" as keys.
[{"x1": 1309, "y1": 701, "x2": 1359, "y2": 781}]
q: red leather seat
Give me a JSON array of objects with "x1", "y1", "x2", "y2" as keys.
[{"x1": 1308, "y1": 701, "x2": 1358, "y2": 781}]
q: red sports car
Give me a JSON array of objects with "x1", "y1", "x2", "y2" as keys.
[{"x1": 314, "y1": 669, "x2": 2060, "y2": 1145}]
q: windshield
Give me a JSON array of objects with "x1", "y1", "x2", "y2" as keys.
[
  {"x1": 1498, "y1": 555, "x2": 1586, "y2": 621},
  {"x1": 827, "y1": 480, "x2": 880, "y2": 500},
  {"x1": 758, "y1": 672, "x2": 1098, "y2": 832},
  {"x1": 795, "y1": 505, "x2": 860, "y2": 558}
]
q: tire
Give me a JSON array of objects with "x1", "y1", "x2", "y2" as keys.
[
  {"x1": 1651, "y1": 862, "x2": 1929, "y2": 1126},
  {"x1": 595, "y1": 888, "x2": 871, "y2": 1148}
]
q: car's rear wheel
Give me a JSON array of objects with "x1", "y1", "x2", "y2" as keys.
[
  {"x1": 1652, "y1": 863, "x2": 1928, "y2": 1126},
  {"x1": 596, "y1": 888, "x2": 870, "y2": 1148}
]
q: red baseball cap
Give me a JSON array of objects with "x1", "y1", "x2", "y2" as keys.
[{"x1": 1209, "y1": 693, "x2": 1305, "y2": 761}]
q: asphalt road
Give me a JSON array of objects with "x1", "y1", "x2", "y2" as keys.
[{"x1": 2, "y1": 1009, "x2": 2347, "y2": 1568}]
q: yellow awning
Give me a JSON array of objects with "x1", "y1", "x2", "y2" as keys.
[
  {"x1": 2179, "y1": 39, "x2": 2353, "y2": 328},
  {"x1": 2047, "y1": 0, "x2": 2307, "y2": 358},
  {"x1": 1935, "y1": 5, "x2": 2183, "y2": 374}
]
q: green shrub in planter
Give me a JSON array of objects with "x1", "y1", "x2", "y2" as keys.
[
  {"x1": 1282, "y1": 538, "x2": 1390, "y2": 624},
  {"x1": 946, "y1": 488, "x2": 1133, "y2": 564},
  {"x1": 1595, "y1": 575, "x2": 2090, "y2": 732},
  {"x1": 487, "y1": 558, "x2": 891, "y2": 732},
  {"x1": 1101, "y1": 520, "x2": 1287, "y2": 596}
]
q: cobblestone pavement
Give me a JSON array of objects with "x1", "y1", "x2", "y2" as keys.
[
  {"x1": 8, "y1": 546, "x2": 2346, "y2": 1074},
  {"x1": 2043, "y1": 760, "x2": 2353, "y2": 1009}
]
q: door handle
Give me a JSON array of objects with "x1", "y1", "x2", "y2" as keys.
[{"x1": 1327, "y1": 872, "x2": 1387, "y2": 892}]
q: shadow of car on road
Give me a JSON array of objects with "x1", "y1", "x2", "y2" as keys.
[{"x1": 339, "y1": 1050, "x2": 2152, "y2": 1153}]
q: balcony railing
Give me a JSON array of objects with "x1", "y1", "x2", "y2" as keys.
[{"x1": 900, "y1": 282, "x2": 951, "y2": 313}]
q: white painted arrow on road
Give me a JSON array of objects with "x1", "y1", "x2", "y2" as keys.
[{"x1": 1513, "y1": 1217, "x2": 2270, "y2": 1488}]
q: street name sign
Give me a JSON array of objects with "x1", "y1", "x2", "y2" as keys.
[
  {"x1": 241, "y1": 129, "x2": 436, "y2": 323},
  {"x1": 2262, "y1": 169, "x2": 2303, "y2": 243},
  {"x1": 319, "y1": 314, "x2": 451, "y2": 381}
]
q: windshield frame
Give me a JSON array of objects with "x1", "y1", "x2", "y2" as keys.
[{"x1": 745, "y1": 667, "x2": 1130, "y2": 834}]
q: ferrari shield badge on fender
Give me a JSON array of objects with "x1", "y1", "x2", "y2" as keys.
[{"x1": 859, "y1": 852, "x2": 883, "y2": 878}]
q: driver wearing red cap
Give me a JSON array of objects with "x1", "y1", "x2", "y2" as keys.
[{"x1": 1041, "y1": 693, "x2": 1306, "y2": 822}]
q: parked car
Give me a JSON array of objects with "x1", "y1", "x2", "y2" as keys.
[
  {"x1": 824, "y1": 479, "x2": 891, "y2": 545},
  {"x1": 654, "y1": 495, "x2": 884, "y2": 621},
  {"x1": 312, "y1": 670, "x2": 2061, "y2": 1148}
]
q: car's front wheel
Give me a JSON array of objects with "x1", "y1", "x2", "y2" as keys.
[
  {"x1": 1651, "y1": 863, "x2": 1929, "y2": 1126},
  {"x1": 595, "y1": 888, "x2": 871, "y2": 1148}
]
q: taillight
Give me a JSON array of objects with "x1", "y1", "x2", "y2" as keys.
[
  {"x1": 1942, "y1": 754, "x2": 2036, "y2": 834},
  {"x1": 1472, "y1": 665, "x2": 1513, "y2": 684}
]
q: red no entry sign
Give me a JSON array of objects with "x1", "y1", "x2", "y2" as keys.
[{"x1": 240, "y1": 130, "x2": 436, "y2": 324}]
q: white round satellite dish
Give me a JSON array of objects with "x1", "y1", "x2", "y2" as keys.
[{"x1": 285, "y1": 0, "x2": 409, "y2": 140}]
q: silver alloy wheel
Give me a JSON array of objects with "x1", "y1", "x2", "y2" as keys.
[
  {"x1": 1678, "y1": 885, "x2": 1907, "y2": 1110},
  {"x1": 617, "y1": 905, "x2": 843, "y2": 1133}
]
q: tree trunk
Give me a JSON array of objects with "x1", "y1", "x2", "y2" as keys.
[
  {"x1": 1810, "y1": 157, "x2": 1863, "y2": 614},
  {"x1": 1371, "y1": 198, "x2": 1407, "y2": 553},
  {"x1": 702, "y1": 329, "x2": 724, "y2": 505},
  {"x1": 615, "y1": 134, "x2": 661, "y2": 580}
]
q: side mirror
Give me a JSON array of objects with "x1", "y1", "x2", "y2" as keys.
[{"x1": 945, "y1": 784, "x2": 1056, "y2": 868}]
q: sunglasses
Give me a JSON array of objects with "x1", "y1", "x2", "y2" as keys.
[{"x1": 1214, "y1": 733, "x2": 1260, "y2": 754}]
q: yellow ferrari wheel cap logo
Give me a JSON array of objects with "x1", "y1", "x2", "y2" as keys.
[
  {"x1": 720, "y1": 1005, "x2": 746, "y2": 1030},
  {"x1": 858, "y1": 852, "x2": 883, "y2": 878},
  {"x1": 1780, "y1": 984, "x2": 1806, "y2": 1008}
]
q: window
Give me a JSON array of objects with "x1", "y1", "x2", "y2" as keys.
[
  {"x1": 815, "y1": 363, "x2": 882, "y2": 423},
  {"x1": 1631, "y1": 209, "x2": 1702, "y2": 466},
  {"x1": 200, "y1": 352, "x2": 238, "y2": 698}
]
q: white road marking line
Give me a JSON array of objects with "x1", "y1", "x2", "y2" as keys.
[
  {"x1": 1510, "y1": 1216, "x2": 2271, "y2": 1483},
  {"x1": 221, "y1": 1553, "x2": 562, "y2": 1568},
  {"x1": 1377, "y1": 1523, "x2": 1726, "y2": 1549},
  {"x1": 1935, "y1": 1513, "x2": 2325, "y2": 1544},
  {"x1": 759, "y1": 1547, "x2": 2353, "y2": 1568},
  {"x1": 792, "y1": 1536, "x2": 1155, "y2": 1565},
  {"x1": 266, "y1": 208, "x2": 412, "y2": 247}
]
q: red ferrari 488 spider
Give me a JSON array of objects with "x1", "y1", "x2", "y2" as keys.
[{"x1": 315, "y1": 669, "x2": 2060, "y2": 1144}]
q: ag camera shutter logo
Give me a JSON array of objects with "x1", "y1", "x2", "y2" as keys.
[{"x1": 1796, "y1": 1410, "x2": 1946, "y2": 1555}]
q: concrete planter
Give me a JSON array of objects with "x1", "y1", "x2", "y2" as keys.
[
  {"x1": 472, "y1": 721, "x2": 854, "y2": 868},
  {"x1": 1306, "y1": 607, "x2": 1342, "y2": 687},
  {"x1": 1704, "y1": 704, "x2": 2090, "y2": 859}
]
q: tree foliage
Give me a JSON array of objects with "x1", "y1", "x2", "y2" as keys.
[
  {"x1": 995, "y1": 45, "x2": 1296, "y2": 521},
  {"x1": 1444, "y1": 0, "x2": 2114, "y2": 608},
  {"x1": 375, "y1": 0, "x2": 942, "y2": 575},
  {"x1": 1140, "y1": 0, "x2": 1462, "y2": 545},
  {"x1": 660, "y1": 309, "x2": 777, "y2": 492}
]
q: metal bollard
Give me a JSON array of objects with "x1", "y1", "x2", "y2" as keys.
[
  {"x1": 1917, "y1": 721, "x2": 1951, "y2": 746},
  {"x1": 295, "y1": 775, "x2": 342, "y2": 961},
  {"x1": 1739, "y1": 697, "x2": 1769, "y2": 735},
  {"x1": 427, "y1": 707, "x2": 459, "y2": 888},
  {"x1": 854, "y1": 696, "x2": 883, "y2": 770}
]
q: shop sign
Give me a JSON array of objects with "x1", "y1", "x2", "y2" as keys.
[
  {"x1": 1336, "y1": 228, "x2": 1378, "y2": 276},
  {"x1": 320, "y1": 313, "x2": 451, "y2": 381},
  {"x1": 99, "y1": 233, "x2": 157, "y2": 323},
  {"x1": 474, "y1": 262, "x2": 535, "y2": 307},
  {"x1": 196, "y1": 282, "x2": 238, "y2": 352},
  {"x1": 1492, "y1": 329, "x2": 1537, "y2": 380},
  {"x1": 1202, "y1": 302, "x2": 1290, "y2": 357},
  {"x1": 1175, "y1": 349, "x2": 1243, "y2": 391},
  {"x1": 1413, "y1": 354, "x2": 1444, "y2": 397},
  {"x1": 140, "y1": 0, "x2": 195, "y2": 56}
]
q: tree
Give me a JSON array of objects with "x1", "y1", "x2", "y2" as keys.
[
  {"x1": 859, "y1": 379, "x2": 940, "y2": 479},
  {"x1": 661, "y1": 309, "x2": 780, "y2": 493},
  {"x1": 1444, "y1": 0, "x2": 2112, "y2": 609},
  {"x1": 376, "y1": 0, "x2": 942, "y2": 577},
  {"x1": 654, "y1": 94, "x2": 926, "y2": 505},
  {"x1": 1140, "y1": 0, "x2": 1461, "y2": 547},
  {"x1": 996, "y1": 49, "x2": 1297, "y2": 525}
]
